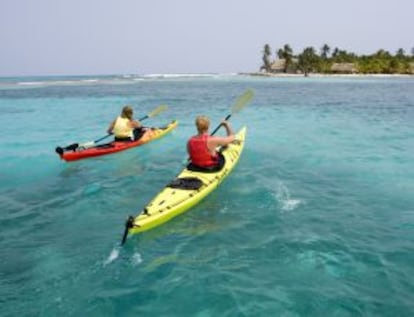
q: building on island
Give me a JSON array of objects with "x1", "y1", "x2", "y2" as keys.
[
  {"x1": 330, "y1": 63, "x2": 358, "y2": 74},
  {"x1": 267, "y1": 58, "x2": 299, "y2": 74}
]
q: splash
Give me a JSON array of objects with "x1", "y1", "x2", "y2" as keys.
[
  {"x1": 275, "y1": 182, "x2": 301, "y2": 211},
  {"x1": 103, "y1": 248, "x2": 120, "y2": 266},
  {"x1": 131, "y1": 252, "x2": 143, "y2": 266}
]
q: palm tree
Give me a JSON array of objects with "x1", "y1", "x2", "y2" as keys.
[
  {"x1": 332, "y1": 47, "x2": 340, "y2": 59},
  {"x1": 321, "y1": 44, "x2": 330, "y2": 59},
  {"x1": 375, "y1": 49, "x2": 391, "y2": 59},
  {"x1": 261, "y1": 44, "x2": 272, "y2": 72},
  {"x1": 396, "y1": 48, "x2": 405, "y2": 58},
  {"x1": 277, "y1": 48, "x2": 284, "y2": 59},
  {"x1": 278, "y1": 44, "x2": 293, "y2": 73},
  {"x1": 298, "y1": 47, "x2": 319, "y2": 76}
]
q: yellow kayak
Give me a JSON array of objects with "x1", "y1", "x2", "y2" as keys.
[{"x1": 122, "y1": 127, "x2": 247, "y2": 242}]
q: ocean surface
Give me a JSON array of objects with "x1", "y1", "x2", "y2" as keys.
[{"x1": 1, "y1": 74, "x2": 413, "y2": 316}]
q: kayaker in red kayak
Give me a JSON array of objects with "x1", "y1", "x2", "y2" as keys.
[
  {"x1": 107, "y1": 105, "x2": 146, "y2": 141},
  {"x1": 187, "y1": 115, "x2": 234, "y2": 170}
]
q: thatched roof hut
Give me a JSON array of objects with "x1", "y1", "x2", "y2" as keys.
[
  {"x1": 410, "y1": 62, "x2": 414, "y2": 74},
  {"x1": 270, "y1": 59, "x2": 286, "y2": 73},
  {"x1": 269, "y1": 58, "x2": 299, "y2": 73},
  {"x1": 331, "y1": 63, "x2": 358, "y2": 74}
]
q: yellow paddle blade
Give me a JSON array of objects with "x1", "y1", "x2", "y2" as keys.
[
  {"x1": 231, "y1": 89, "x2": 254, "y2": 114},
  {"x1": 148, "y1": 104, "x2": 168, "y2": 118}
]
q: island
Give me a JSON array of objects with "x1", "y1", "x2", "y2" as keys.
[{"x1": 257, "y1": 44, "x2": 414, "y2": 77}]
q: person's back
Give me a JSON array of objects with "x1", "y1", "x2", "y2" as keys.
[
  {"x1": 188, "y1": 133, "x2": 218, "y2": 167},
  {"x1": 187, "y1": 115, "x2": 234, "y2": 169},
  {"x1": 108, "y1": 105, "x2": 143, "y2": 141},
  {"x1": 112, "y1": 116, "x2": 133, "y2": 139}
]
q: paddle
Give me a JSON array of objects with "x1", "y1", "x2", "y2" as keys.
[
  {"x1": 55, "y1": 104, "x2": 168, "y2": 155},
  {"x1": 121, "y1": 216, "x2": 135, "y2": 246},
  {"x1": 181, "y1": 89, "x2": 254, "y2": 165},
  {"x1": 210, "y1": 89, "x2": 254, "y2": 136}
]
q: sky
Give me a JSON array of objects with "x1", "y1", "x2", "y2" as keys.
[{"x1": 1, "y1": 0, "x2": 413, "y2": 77}]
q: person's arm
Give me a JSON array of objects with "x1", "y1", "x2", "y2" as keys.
[
  {"x1": 207, "y1": 121, "x2": 234, "y2": 150},
  {"x1": 221, "y1": 120, "x2": 234, "y2": 137},
  {"x1": 107, "y1": 119, "x2": 116, "y2": 134},
  {"x1": 129, "y1": 119, "x2": 142, "y2": 129}
]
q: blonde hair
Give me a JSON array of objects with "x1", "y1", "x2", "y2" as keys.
[
  {"x1": 121, "y1": 105, "x2": 133, "y2": 120},
  {"x1": 195, "y1": 116, "x2": 210, "y2": 133}
]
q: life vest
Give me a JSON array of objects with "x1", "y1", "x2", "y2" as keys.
[
  {"x1": 113, "y1": 116, "x2": 133, "y2": 139},
  {"x1": 188, "y1": 134, "x2": 218, "y2": 167}
]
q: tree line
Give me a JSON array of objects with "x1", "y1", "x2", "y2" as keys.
[{"x1": 261, "y1": 44, "x2": 414, "y2": 75}]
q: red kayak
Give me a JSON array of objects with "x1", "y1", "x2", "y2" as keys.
[{"x1": 56, "y1": 120, "x2": 178, "y2": 162}]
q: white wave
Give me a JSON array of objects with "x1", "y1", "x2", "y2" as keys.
[
  {"x1": 80, "y1": 79, "x2": 99, "y2": 83},
  {"x1": 17, "y1": 81, "x2": 45, "y2": 86},
  {"x1": 275, "y1": 182, "x2": 302, "y2": 212},
  {"x1": 53, "y1": 80, "x2": 79, "y2": 85},
  {"x1": 17, "y1": 79, "x2": 97, "y2": 87},
  {"x1": 281, "y1": 199, "x2": 301, "y2": 211},
  {"x1": 10, "y1": 73, "x2": 241, "y2": 88},
  {"x1": 142, "y1": 73, "x2": 221, "y2": 79},
  {"x1": 103, "y1": 247, "x2": 120, "y2": 266},
  {"x1": 12, "y1": 73, "x2": 241, "y2": 87},
  {"x1": 131, "y1": 252, "x2": 143, "y2": 266}
]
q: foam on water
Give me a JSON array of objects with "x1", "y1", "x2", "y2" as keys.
[
  {"x1": 142, "y1": 73, "x2": 221, "y2": 79},
  {"x1": 104, "y1": 248, "x2": 120, "y2": 266},
  {"x1": 131, "y1": 252, "x2": 143, "y2": 266},
  {"x1": 275, "y1": 182, "x2": 302, "y2": 212}
]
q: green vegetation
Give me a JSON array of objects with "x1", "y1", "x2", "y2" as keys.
[
  {"x1": 261, "y1": 44, "x2": 414, "y2": 75},
  {"x1": 277, "y1": 44, "x2": 293, "y2": 73},
  {"x1": 262, "y1": 44, "x2": 272, "y2": 72}
]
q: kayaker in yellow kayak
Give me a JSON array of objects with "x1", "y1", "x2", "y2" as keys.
[
  {"x1": 187, "y1": 115, "x2": 234, "y2": 170},
  {"x1": 107, "y1": 105, "x2": 147, "y2": 141}
]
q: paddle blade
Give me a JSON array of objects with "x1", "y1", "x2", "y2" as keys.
[
  {"x1": 148, "y1": 104, "x2": 168, "y2": 118},
  {"x1": 231, "y1": 89, "x2": 254, "y2": 114},
  {"x1": 79, "y1": 141, "x2": 95, "y2": 149},
  {"x1": 210, "y1": 89, "x2": 254, "y2": 136}
]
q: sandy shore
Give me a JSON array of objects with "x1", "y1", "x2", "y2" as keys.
[{"x1": 242, "y1": 72, "x2": 414, "y2": 78}]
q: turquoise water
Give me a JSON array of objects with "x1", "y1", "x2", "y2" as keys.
[{"x1": 1, "y1": 75, "x2": 414, "y2": 316}]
